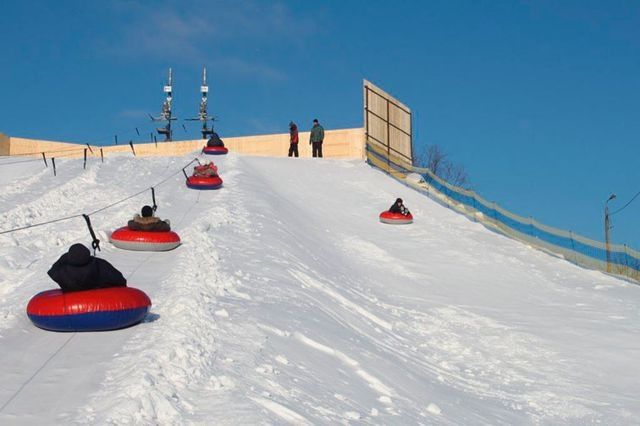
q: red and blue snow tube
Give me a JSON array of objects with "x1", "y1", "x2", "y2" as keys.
[
  {"x1": 186, "y1": 175, "x2": 223, "y2": 190},
  {"x1": 110, "y1": 227, "x2": 181, "y2": 251},
  {"x1": 202, "y1": 146, "x2": 228, "y2": 155},
  {"x1": 379, "y1": 211, "x2": 413, "y2": 224},
  {"x1": 26, "y1": 287, "x2": 151, "y2": 332}
]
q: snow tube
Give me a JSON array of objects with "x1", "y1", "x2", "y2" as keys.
[
  {"x1": 110, "y1": 226, "x2": 181, "y2": 251},
  {"x1": 26, "y1": 287, "x2": 151, "y2": 332},
  {"x1": 203, "y1": 146, "x2": 228, "y2": 155},
  {"x1": 186, "y1": 175, "x2": 223, "y2": 190},
  {"x1": 379, "y1": 211, "x2": 413, "y2": 225}
]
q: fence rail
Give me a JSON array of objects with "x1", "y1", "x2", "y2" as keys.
[{"x1": 366, "y1": 140, "x2": 640, "y2": 283}]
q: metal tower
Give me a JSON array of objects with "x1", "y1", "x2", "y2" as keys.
[
  {"x1": 150, "y1": 68, "x2": 177, "y2": 141},
  {"x1": 186, "y1": 67, "x2": 216, "y2": 139}
]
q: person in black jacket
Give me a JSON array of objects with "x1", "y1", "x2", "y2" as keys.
[
  {"x1": 127, "y1": 205, "x2": 171, "y2": 232},
  {"x1": 389, "y1": 198, "x2": 410, "y2": 216},
  {"x1": 206, "y1": 132, "x2": 225, "y2": 147},
  {"x1": 47, "y1": 243, "x2": 127, "y2": 292}
]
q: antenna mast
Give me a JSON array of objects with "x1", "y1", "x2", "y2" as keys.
[{"x1": 154, "y1": 68, "x2": 175, "y2": 141}]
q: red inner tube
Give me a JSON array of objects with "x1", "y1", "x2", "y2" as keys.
[
  {"x1": 26, "y1": 287, "x2": 152, "y2": 331},
  {"x1": 379, "y1": 211, "x2": 413, "y2": 221},
  {"x1": 27, "y1": 287, "x2": 151, "y2": 317},
  {"x1": 186, "y1": 175, "x2": 223, "y2": 186},
  {"x1": 203, "y1": 146, "x2": 228, "y2": 154},
  {"x1": 110, "y1": 226, "x2": 181, "y2": 243}
]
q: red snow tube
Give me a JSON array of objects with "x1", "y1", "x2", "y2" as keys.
[
  {"x1": 110, "y1": 226, "x2": 181, "y2": 251},
  {"x1": 203, "y1": 146, "x2": 228, "y2": 155},
  {"x1": 27, "y1": 287, "x2": 151, "y2": 332},
  {"x1": 379, "y1": 211, "x2": 413, "y2": 224},
  {"x1": 186, "y1": 175, "x2": 223, "y2": 190}
]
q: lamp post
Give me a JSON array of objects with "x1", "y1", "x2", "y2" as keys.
[{"x1": 604, "y1": 193, "x2": 616, "y2": 273}]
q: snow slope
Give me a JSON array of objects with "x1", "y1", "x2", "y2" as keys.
[{"x1": 0, "y1": 152, "x2": 638, "y2": 425}]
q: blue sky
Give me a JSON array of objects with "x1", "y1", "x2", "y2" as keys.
[{"x1": 1, "y1": 0, "x2": 639, "y2": 247}]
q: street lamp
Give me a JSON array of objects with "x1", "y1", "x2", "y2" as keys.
[{"x1": 604, "y1": 193, "x2": 616, "y2": 272}]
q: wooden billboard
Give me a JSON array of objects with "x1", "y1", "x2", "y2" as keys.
[{"x1": 363, "y1": 80, "x2": 412, "y2": 172}]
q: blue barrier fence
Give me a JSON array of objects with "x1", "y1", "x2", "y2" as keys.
[{"x1": 366, "y1": 141, "x2": 640, "y2": 282}]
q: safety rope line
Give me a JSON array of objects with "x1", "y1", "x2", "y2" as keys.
[
  {"x1": 0, "y1": 333, "x2": 77, "y2": 413},
  {"x1": 0, "y1": 158, "x2": 199, "y2": 235},
  {"x1": 0, "y1": 146, "x2": 87, "y2": 159},
  {"x1": 0, "y1": 149, "x2": 99, "y2": 168},
  {"x1": 0, "y1": 214, "x2": 84, "y2": 235}
]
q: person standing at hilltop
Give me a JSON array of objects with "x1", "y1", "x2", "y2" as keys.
[
  {"x1": 288, "y1": 121, "x2": 299, "y2": 157},
  {"x1": 309, "y1": 118, "x2": 324, "y2": 158}
]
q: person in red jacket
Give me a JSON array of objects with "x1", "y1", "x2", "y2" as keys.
[{"x1": 288, "y1": 121, "x2": 299, "y2": 157}]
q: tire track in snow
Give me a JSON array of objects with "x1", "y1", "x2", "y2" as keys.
[
  {"x1": 249, "y1": 396, "x2": 311, "y2": 425},
  {"x1": 288, "y1": 247, "x2": 598, "y2": 421},
  {"x1": 294, "y1": 332, "x2": 395, "y2": 398},
  {"x1": 290, "y1": 269, "x2": 392, "y2": 331}
]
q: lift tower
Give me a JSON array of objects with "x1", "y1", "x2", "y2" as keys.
[
  {"x1": 149, "y1": 68, "x2": 177, "y2": 141},
  {"x1": 186, "y1": 67, "x2": 216, "y2": 139}
]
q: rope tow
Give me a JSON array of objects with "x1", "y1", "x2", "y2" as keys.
[{"x1": 0, "y1": 158, "x2": 199, "y2": 236}]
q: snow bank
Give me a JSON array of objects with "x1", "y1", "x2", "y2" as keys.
[{"x1": 0, "y1": 153, "x2": 638, "y2": 425}]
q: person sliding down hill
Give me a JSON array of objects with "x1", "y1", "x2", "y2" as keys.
[
  {"x1": 193, "y1": 161, "x2": 219, "y2": 177},
  {"x1": 127, "y1": 205, "x2": 171, "y2": 232},
  {"x1": 206, "y1": 132, "x2": 225, "y2": 147},
  {"x1": 389, "y1": 198, "x2": 411, "y2": 216},
  {"x1": 47, "y1": 243, "x2": 127, "y2": 292}
]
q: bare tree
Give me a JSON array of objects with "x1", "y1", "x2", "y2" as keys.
[
  {"x1": 424, "y1": 145, "x2": 447, "y2": 177},
  {"x1": 442, "y1": 161, "x2": 469, "y2": 189},
  {"x1": 415, "y1": 144, "x2": 471, "y2": 189}
]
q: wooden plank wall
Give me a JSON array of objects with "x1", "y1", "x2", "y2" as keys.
[
  {"x1": 363, "y1": 79, "x2": 412, "y2": 169},
  {"x1": 3, "y1": 128, "x2": 366, "y2": 159}
]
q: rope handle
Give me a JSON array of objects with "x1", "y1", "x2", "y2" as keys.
[{"x1": 82, "y1": 214, "x2": 101, "y2": 255}]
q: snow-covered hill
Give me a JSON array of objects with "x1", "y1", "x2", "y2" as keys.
[{"x1": 0, "y1": 152, "x2": 638, "y2": 425}]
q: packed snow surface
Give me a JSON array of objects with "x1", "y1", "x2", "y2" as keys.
[{"x1": 0, "y1": 152, "x2": 639, "y2": 425}]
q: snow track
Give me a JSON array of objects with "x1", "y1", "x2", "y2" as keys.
[{"x1": 0, "y1": 153, "x2": 639, "y2": 424}]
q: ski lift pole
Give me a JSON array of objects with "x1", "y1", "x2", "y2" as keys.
[
  {"x1": 129, "y1": 141, "x2": 136, "y2": 156},
  {"x1": 51, "y1": 158, "x2": 56, "y2": 176},
  {"x1": 41, "y1": 152, "x2": 47, "y2": 167},
  {"x1": 83, "y1": 148, "x2": 87, "y2": 170},
  {"x1": 100, "y1": 148, "x2": 104, "y2": 163}
]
